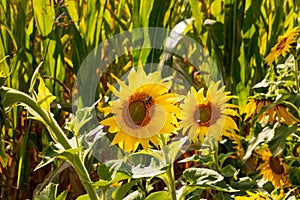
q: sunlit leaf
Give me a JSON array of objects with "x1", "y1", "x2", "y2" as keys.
[
  {"x1": 34, "y1": 182, "x2": 57, "y2": 200},
  {"x1": 37, "y1": 77, "x2": 56, "y2": 112},
  {"x1": 0, "y1": 71, "x2": 8, "y2": 87},
  {"x1": 145, "y1": 191, "x2": 170, "y2": 200},
  {"x1": 93, "y1": 171, "x2": 131, "y2": 188},
  {"x1": 183, "y1": 168, "x2": 224, "y2": 185},
  {"x1": 243, "y1": 126, "x2": 274, "y2": 161},
  {"x1": 123, "y1": 191, "x2": 144, "y2": 200},
  {"x1": 112, "y1": 179, "x2": 140, "y2": 200}
]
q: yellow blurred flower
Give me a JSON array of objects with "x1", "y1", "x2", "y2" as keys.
[
  {"x1": 265, "y1": 27, "x2": 299, "y2": 65},
  {"x1": 222, "y1": 131, "x2": 244, "y2": 159},
  {"x1": 256, "y1": 147, "x2": 289, "y2": 188},
  {"x1": 235, "y1": 189, "x2": 285, "y2": 200},
  {"x1": 242, "y1": 99, "x2": 299, "y2": 125},
  {"x1": 235, "y1": 190, "x2": 269, "y2": 200},
  {"x1": 181, "y1": 81, "x2": 239, "y2": 143},
  {"x1": 99, "y1": 67, "x2": 180, "y2": 151}
]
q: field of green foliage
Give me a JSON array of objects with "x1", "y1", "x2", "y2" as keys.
[{"x1": 1, "y1": 0, "x2": 300, "y2": 199}]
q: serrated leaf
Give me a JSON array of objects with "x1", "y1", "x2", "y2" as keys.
[
  {"x1": 37, "y1": 77, "x2": 56, "y2": 112},
  {"x1": 65, "y1": 100, "x2": 99, "y2": 135},
  {"x1": 35, "y1": 143, "x2": 60, "y2": 171},
  {"x1": 243, "y1": 126, "x2": 275, "y2": 161},
  {"x1": 183, "y1": 168, "x2": 224, "y2": 185},
  {"x1": 35, "y1": 143, "x2": 81, "y2": 171},
  {"x1": 131, "y1": 163, "x2": 165, "y2": 179},
  {"x1": 145, "y1": 191, "x2": 170, "y2": 200},
  {"x1": 252, "y1": 78, "x2": 270, "y2": 88},
  {"x1": 34, "y1": 182, "x2": 57, "y2": 200},
  {"x1": 163, "y1": 136, "x2": 189, "y2": 164}
]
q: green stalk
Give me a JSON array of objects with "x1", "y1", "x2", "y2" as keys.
[
  {"x1": 294, "y1": 55, "x2": 300, "y2": 94},
  {"x1": 0, "y1": 86, "x2": 71, "y2": 149},
  {"x1": 159, "y1": 134, "x2": 177, "y2": 200},
  {"x1": 72, "y1": 156, "x2": 99, "y2": 200},
  {"x1": 0, "y1": 87, "x2": 99, "y2": 199},
  {"x1": 166, "y1": 164, "x2": 177, "y2": 200}
]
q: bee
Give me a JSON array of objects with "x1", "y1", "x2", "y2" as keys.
[{"x1": 145, "y1": 96, "x2": 152, "y2": 104}]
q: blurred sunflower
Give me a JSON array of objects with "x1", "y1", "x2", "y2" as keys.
[
  {"x1": 99, "y1": 67, "x2": 180, "y2": 151},
  {"x1": 265, "y1": 27, "x2": 299, "y2": 65},
  {"x1": 222, "y1": 131, "x2": 244, "y2": 159},
  {"x1": 235, "y1": 190, "x2": 269, "y2": 200},
  {"x1": 181, "y1": 81, "x2": 239, "y2": 143},
  {"x1": 242, "y1": 99, "x2": 299, "y2": 125},
  {"x1": 256, "y1": 147, "x2": 289, "y2": 188},
  {"x1": 235, "y1": 189, "x2": 285, "y2": 200}
]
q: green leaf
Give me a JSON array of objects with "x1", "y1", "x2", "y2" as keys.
[
  {"x1": 76, "y1": 194, "x2": 90, "y2": 200},
  {"x1": 163, "y1": 136, "x2": 189, "y2": 164},
  {"x1": 35, "y1": 143, "x2": 81, "y2": 171},
  {"x1": 37, "y1": 77, "x2": 56, "y2": 112},
  {"x1": 183, "y1": 168, "x2": 224, "y2": 185},
  {"x1": 56, "y1": 190, "x2": 68, "y2": 200},
  {"x1": 0, "y1": 139, "x2": 7, "y2": 168},
  {"x1": 221, "y1": 165, "x2": 238, "y2": 178},
  {"x1": 34, "y1": 182, "x2": 57, "y2": 200},
  {"x1": 93, "y1": 172, "x2": 131, "y2": 188},
  {"x1": 29, "y1": 62, "x2": 43, "y2": 94},
  {"x1": 203, "y1": 19, "x2": 224, "y2": 46},
  {"x1": 35, "y1": 143, "x2": 60, "y2": 171},
  {"x1": 64, "y1": 100, "x2": 99, "y2": 135},
  {"x1": 243, "y1": 126, "x2": 274, "y2": 161},
  {"x1": 188, "y1": 0, "x2": 202, "y2": 31},
  {"x1": 123, "y1": 191, "x2": 144, "y2": 200},
  {"x1": 131, "y1": 163, "x2": 165, "y2": 179},
  {"x1": 32, "y1": 0, "x2": 55, "y2": 37},
  {"x1": 98, "y1": 164, "x2": 112, "y2": 180},
  {"x1": 269, "y1": 124, "x2": 297, "y2": 157},
  {"x1": 145, "y1": 191, "x2": 170, "y2": 200},
  {"x1": 0, "y1": 71, "x2": 8, "y2": 87},
  {"x1": 112, "y1": 179, "x2": 140, "y2": 200}
]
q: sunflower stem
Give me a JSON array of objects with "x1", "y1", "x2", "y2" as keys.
[
  {"x1": 166, "y1": 164, "x2": 177, "y2": 200},
  {"x1": 159, "y1": 134, "x2": 177, "y2": 199},
  {"x1": 294, "y1": 54, "x2": 300, "y2": 94},
  {"x1": 0, "y1": 87, "x2": 99, "y2": 199}
]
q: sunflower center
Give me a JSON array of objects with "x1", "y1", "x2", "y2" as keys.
[
  {"x1": 199, "y1": 106, "x2": 211, "y2": 123},
  {"x1": 276, "y1": 37, "x2": 287, "y2": 50},
  {"x1": 194, "y1": 104, "x2": 212, "y2": 126},
  {"x1": 194, "y1": 103, "x2": 221, "y2": 127},
  {"x1": 128, "y1": 93, "x2": 154, "y2": 126},
  {"x1": 269, "y1": 156, "x2": 284, "y2": 175}
]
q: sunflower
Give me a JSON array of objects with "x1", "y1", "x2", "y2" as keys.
[
  {"x1": 99, "y1": 67, "x2": 180, "y2": 151},
  {"x1": 180, "y1": 81, "x2": 239, "y2": 143},
  {"x1": 242, "y1": 99, "x2": 299, "y2": 125},
  {"x1": 222, "y1": 131, "x2": 244, "y2": 160},
  {"x1": 256, "y1": 147, "x2": 289, "y2": 188},
  {"x1": 235, "y1": 190, "x2": 285, "y2": 200},
  {"x1": 265, "y1": 27, "x2": 299, "y2": 66},
  {"x1": 235, "y1": 190, "x2": 269, "y2": 200}
]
